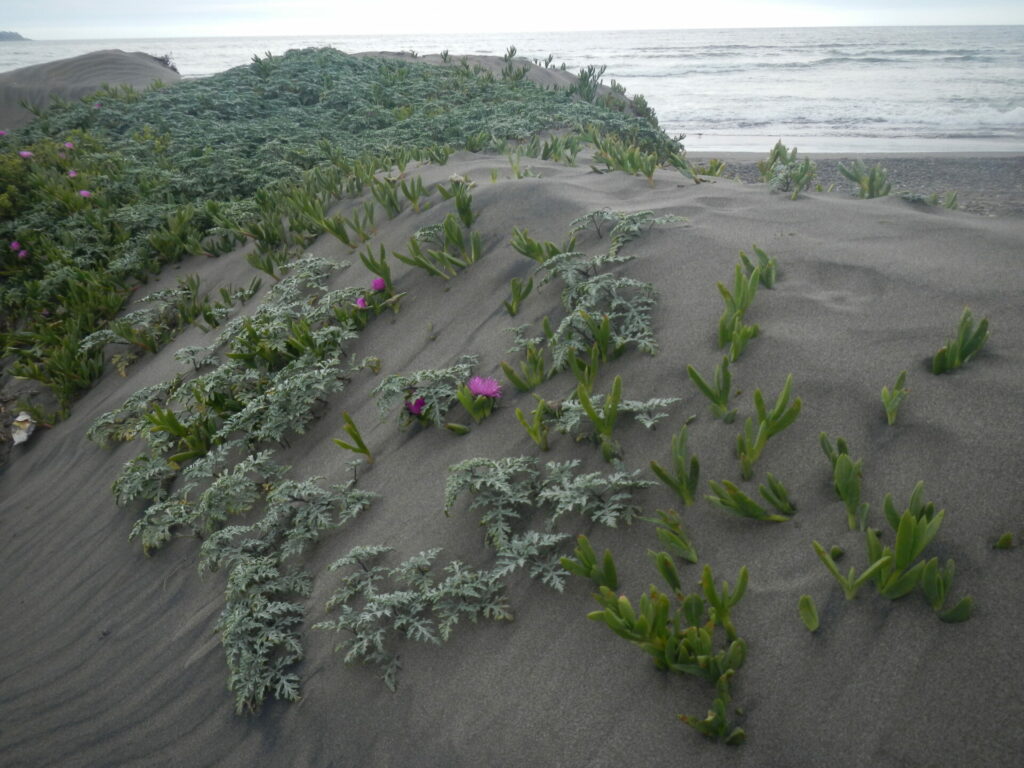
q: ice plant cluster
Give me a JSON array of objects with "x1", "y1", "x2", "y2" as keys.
[{"x1": 9, "y1": 241, "x2": 28, "y2": 260}]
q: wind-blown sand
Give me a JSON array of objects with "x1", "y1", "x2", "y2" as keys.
[
  {"x1": 0, "y1": 49, "x2": 180, "y2": 130},
  {"x1": 2, "y1": 150, "x2": 1023, "y2": 767},
  {"x1": 2, "y1": 51, "x2": 1024, "y2": 768}
]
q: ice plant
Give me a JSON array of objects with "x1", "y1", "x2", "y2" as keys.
[
  {"x1": 355, "y1": 296, "x2": 368, "y2": 309},
  {"x1": 467, "y1": 377, "x2": 502, "y2": 399},
  {"x1": 457, "y1": 376, "x2": 502, "y2": 423},
  {"x1": 17, "y1": 250, "x2": 28, "y2": 259},
  {"x1": 10, "y1": 241, "x2": 20, "y2": 250},
  {"x1": 68, "y1": 170, "x2": 78, "y2": 178},
  {"x1": 64, "y1": 141, "x2": 74, "y2": 149},
  {"x1": 405, "y1": 397, "x2": 426, "y2": 416},
  {"x1": 372, "y1": 277, "x2": 386, "y2": 292},
  {"x1": 19, "y1": 151, "x2": 33, "y2": 158},
  {"x1": 78, "y1": 190, "x2": 92, "y2": 198}
]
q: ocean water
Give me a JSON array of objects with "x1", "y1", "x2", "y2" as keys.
[{"x1": 1, "y1": 26, "x2": 1021, "y2": 153}]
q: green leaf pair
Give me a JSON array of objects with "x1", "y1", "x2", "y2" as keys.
[
  {"x1": 706, "y1": 475, "x2": 795, "y2": 523},
  {"x1": 687, "y1": 356, "x2": 737, "y2": 423},
  {"x1": 932, "y1": 307, "x2": 989, "y2": 374},
  {"x1": 813, "y1": 540, "x2": 892, "y2": 600},
  {"x1": 559, "y1": 534, "x2": 618, "y2": 590},
  {"x1": 503, "y1": 276, "x2": 533, "y2": 316},
  {"x1": 332, "y1": 411, "x2": 373, "y2": 463},
  {"x1": 514, "y1": 397, "x2": 551, "y2": 451},
  {"x1": 641, "y1": 508, "x2": 698, "y2": 564},
  {"x1": 881, "y1": 370, "x2": 909, "y2": 425},
  {"x1": 650, "y1": 425, "x2": 700, "y2": 505},
  {"x1": 735, "y1": 375, "x2": 802, "y2": 479},
  {"x1": 576, "y1": 375, "x2": 623, "y2": 462},
  {"x1": 739, "y1": 245, "x2": 777, "y2": 288}
]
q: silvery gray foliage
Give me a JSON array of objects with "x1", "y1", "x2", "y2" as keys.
[
  {"x1": 219, "y1": 356, "x2": 347, "y2": 446},
  {"x1": 549, "y1": 394, "x2": 681, "y2": 434},
  {"x1": 491, "y1": 530, "x2": 570, "y2": 589},
  {"x1": 443, "y1": 456, "x2": 540, "y2": 550},
  {"x1": 215, "y1": 560, "x2": 310, "y2": 714},
  {"x1": 181, "y1": 438, "x2": 246, "y2": 481},
  {"x1": 112, "y1": 453, "x2": 178, "y2": 506},
  {"x1": 505, "y1": 323, "x2": 544, "y2": 354},
  {"x1": 372, "y1": 354, "x2": 479, "y2": 427},
  {"x1": 315, "y1": 546, "x2": 511, "y2": 691},
  {"x1": 174, "y1": 343, "x2": 220, "y2": 371},
  {"x1": 87, "y1": 376, "x2": 184, "y2": 447},
  {"x1": 128, "y1": 487, "x2": 197, "y2": 554},
  {"x1": 199, "y1": 478, "x2": 375, "y2": 714},
  {"x1": 193, "y1": 451, "x2": 285, "y2": 533},
  {"x1": 445, "y1": 456, "x2": 654, "y2": 585},
  {"x1": 537, "y1": 460, "x2": 654, "y2": 528},
  {"x1": 535, "y1": 250, "x2": 659, "y2": 370},
  {"x1": 199, "y1": 478, "x2": 375, "y2": 572},
  {"x1": 567, "y1": 209, "x2": 685, "y2": 258}
]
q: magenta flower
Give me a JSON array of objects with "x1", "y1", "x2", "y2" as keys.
[
  {"x1": 18, "y1": 151, "x2": 33, "y2": 158},
  {"x1": 372, "y1": 277, "x2": 387, "y2": 292},
  {"x1": 68, "y1": 170, "x2": 78, "y2": 178},
  {"x1": 93, "y1": 102, "x2": 101, "y2": 108},
  {"x1": 405, "y1": 397, "x2": 426, "y2": 416},
  {"x1": 57, "y1": 152, "x2": 66, "y2": 159},
  {"x1": 467, "y1": 376, "x2": 502, "y2": 399},
  {"x1": 78, "y1": 190, "x2": 92, "y2": 198},
  {"x1": 10, "y1": 241, "x2": 20, "y2": 251},
  {"x1": 17, "y1": 250, "x2": 28, "y2": 259},
  {"x1": 64, "y1": 142, "x2": 74, "y2": 149},
  {"x1": 0, "y1": 130, "x2": 7, "y2": 136},
  {"x1": 355, "y1": 296, "x2": 368, "y2": 309}
]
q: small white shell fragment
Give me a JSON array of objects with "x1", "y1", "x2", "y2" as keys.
[{"x1": 11, "y1": 411, "x2": 36, "y2": 446}]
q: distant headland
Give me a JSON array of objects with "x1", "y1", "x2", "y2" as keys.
[{"x1": 0, "y1": 31, "x2": 28, "y2": 41}]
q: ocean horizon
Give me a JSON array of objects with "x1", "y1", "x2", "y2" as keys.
[{"x1": 1, "y1": 25, "x2": 1022, "y2": 153}]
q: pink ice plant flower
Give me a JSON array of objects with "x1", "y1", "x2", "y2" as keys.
[
  {"x1": 17, "y1": 250, "x2": 28, "y2": 259},
  {"x1": 78, "y1": 190, "x2": 92, "y2": 198},
  {"x1": 467, "y1": 376, "x2": 502, "y2": 399},
  {"x1": 64, "y1": 142, "x2": 74, "y2": 149},
  {"x1": 10, "y1": 241, "x2": 20, "y2": 250},
  {"x1": 355, "y1": 296, "x2": 368, "y2": 309},
  {"x1": 405, "y1": 397, "x2": 426, "y2": 416},
  {"x1": 68, "y1": 170, "x2": 77, "y2": 178},
  {"x1": 19, "y1": 151, "x2": 32, "y2": 158},
  {"x1": 0, "y1": 130, "x2": 7, "y2": 136},
  {"x1": 372, "y1": 277, "x2": 387, "y2": 292}
]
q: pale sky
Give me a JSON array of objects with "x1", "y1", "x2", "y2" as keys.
[{"x1": 4, "y1": 0, "x2": 1023, "y2": 39}]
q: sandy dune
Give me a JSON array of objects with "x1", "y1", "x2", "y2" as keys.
[
  {"x1": 2, "y1": 143, "x2": 1023, "y2": 767},
  {"x1": 0, "y1": 49, "x2": 180, "y2": 130}
]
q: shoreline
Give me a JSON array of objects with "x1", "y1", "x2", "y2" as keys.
[{"x1": 688, "y1": 151, "x2": 1024, "y2": 218}]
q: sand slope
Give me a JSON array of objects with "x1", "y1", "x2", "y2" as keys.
[
  {"x1": 0, "y1": 49, "x2": 180, "y2": 130},
  {"x1": 1, "y1": 154, "x2": 1023, "y2": 767}
]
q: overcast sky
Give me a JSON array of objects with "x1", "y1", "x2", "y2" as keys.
[{"x1": 5, "y1": 1, "x2": 1023, "y2": 40}]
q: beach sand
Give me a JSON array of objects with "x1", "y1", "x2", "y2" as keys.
[
  {"x1": 1, "y1": 52, "x2": 1024, "y2": 768},
  {"x1": 0, "y1": 49, "x2": 180, "y2": 130}
]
